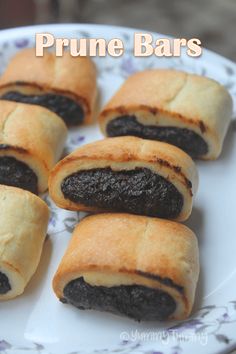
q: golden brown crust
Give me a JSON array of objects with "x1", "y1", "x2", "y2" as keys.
[
  {"x1": 0, "y1": 185, "x2": 49, "y2": 300},
  {"x1": 99, "y1": 69, "x2": 233, "y2": 159},
  {"x1": 0, "y1": 48, "x2": 97, "y2": 124},
  {"x1": 53, "y1": 213, "x2": 199, "y2": 320},
  {"x1": 49, "y1": 136, "x2": 198, "y2": 221},
  {"x1": 0, "y1": 100, "x2": 67, "y2": 193}
]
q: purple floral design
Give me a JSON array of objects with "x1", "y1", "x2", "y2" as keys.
[
  {"x1": 168, "y1": 319, "x2": 203, "y2": 333},
  {"x1": 14, "y1": 38, "x2": 29, "y2": 49},
  {"x1": 69, "y1": 134, "x2": 85, "y2": 146},
  {"x1": 121, "y1": 57, "x2": 138, "y2": 76},
  {"x1": 165, "y1": 303, "x2": 236, "y2": 346},
  {"x1": 0, "y1": 341, "x2": 11, "y2": 352}
]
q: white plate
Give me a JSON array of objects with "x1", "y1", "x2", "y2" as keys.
[{"x1": 0, "y1": 24, "x2": 236, "y2": 354}]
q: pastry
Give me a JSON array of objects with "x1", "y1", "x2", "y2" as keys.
[
  {"x1": 49, "y1": 136, "x2": 198, "y2": 221},
  {"x1": 0, "y1": 48, "x2": 97, "y2": 125},
  {"x1": 0, "y1": 100, "x2": 67, "y2": 194},
  {"x1": 53, "y1": 213, "x2": 199, "y2": 321},
  {"x1": 0, "y1": 185, "x2": 49, "y2": 300},
  {"x1": 99, "y1": 69, "x2": 233, "y2": 159}
]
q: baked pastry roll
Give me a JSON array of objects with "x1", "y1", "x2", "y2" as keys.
[
  {"x1": 0, "y1": 185, "x2": 49, "y2": 300},
  {"x1": 49, "y1": 136, "x2": 198, "y2": 221},
  {"x1": 53, "y1": 213, "x2": 199, "y2": 321},
  {"x1": 0, "y1": 100, "x2": 67, "y2": 194},
  {"x1": 99, "y1": 69, "x2": 233, "y2": 159},
  {"x1": 0, "y1": 48, "x2": 97, "y2": 125}
]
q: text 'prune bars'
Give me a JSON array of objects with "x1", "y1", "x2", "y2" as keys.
[
  {"x1": 0, "y1": 48, "x2": 97, "y2": 126},
  {"x1": 53, "y1": 213, "x2": 199, "y2": 321},
  {"x1": 99, "y1": 69, "x2": 233, "y2": 159},
  {"x1": 0, "y1": 101, "x2": 67, "y2": 194},
  {"x1": 49, "y1": 136, "x2": 198, "y2": 221},
  {"x1": 0, "y1": 185, "x2": 49, "y2": 300}
]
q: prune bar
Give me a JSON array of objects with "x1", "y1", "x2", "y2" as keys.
[
  {"x1": 0, "y1": 100, "x2": 67, "y2": 193},
  {"x1": 99, "y1": 69, "x2": 232, "y2": 159},
  {"x1": 53, "y1": 213, "x2": 199, "y2": 321},
  {"x1": 0, "y1": 48, "x2": 97, "y2": 125},
  {"x1": 0, "y1": 185, "x2": 49, "y2": 300},
  {"x1": 49, "y1": 136, "x2": 198, "y2": 221}
]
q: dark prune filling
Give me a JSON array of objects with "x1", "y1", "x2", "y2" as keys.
[
  {"x1": 1, "y1": 91, "x2": 84, "y2": 125},
  {"x1": 0, "y1": 156, "x2": 38, "y2": 194},
  {"x1": 106, "y1": 115, "x2": 208, "y2": 158},
  {"x1": 0, "y1": 271, "x2": 11, "y2": 295},
  {"x1": 61, "y1": 167, "x2": 183, "y2": 219},
  {"x1": 62, "y1": 277, "x2": 176, "y2": 321}
]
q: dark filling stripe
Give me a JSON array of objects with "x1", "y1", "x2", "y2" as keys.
[
  {"x1": 0, "y1": 271, "x2": 11, "y2": 295},
  {"x1": 61, "y1": 167, "x2": 183, "y2": 219},
  {"x1": 136, "y1": 270, "x2": 184, "y2": 293},
  {"x1": 62, "y1": 277, "x2": 176, "y2": 321},
  {"x1": 1, "y1": 91, "x2": 84, "y2": 125},
  {"x1": 106, "y1": 115, "x2": 208, "y2": 158},
  {"x1": 0, "y1": 156, "x2": 38, "y2": 194}
]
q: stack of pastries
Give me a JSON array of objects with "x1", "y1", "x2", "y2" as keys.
[
  {"x1": 0, "y1": 49, "x2": 97, "y2": 300},
  {"x1": 50, "y1": 137, "x2": 200, "y2": 321},
  {"x1": 0, "y1": 48, "x2": 233, "y2": 323},
  {"x1": 49, "y1": 67, "x2": 232, "y2": 321}
]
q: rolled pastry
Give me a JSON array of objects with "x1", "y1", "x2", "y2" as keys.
[
  {"x1": 0, "y1": 100, "x2": 67, "y2": 194},
  {"x1": 0, "y1": 48, "x2": 97, "y2": 125},
  {"x1": 49, "y1": 136, "x2": 198, "y2": 221},
  {"x1": 53, "y1": 213, "x2": 199, "y2": 321},
  {"x1": 0, "y1": 185, "x2": 49, "y2": 300},
  {"x1": 99, "y1": 69, "x2": 233, "y2": 159}
]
